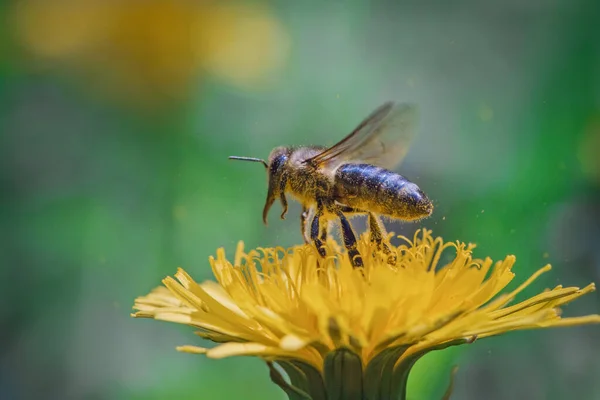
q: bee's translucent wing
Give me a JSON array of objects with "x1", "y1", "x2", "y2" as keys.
[{"x1": 305, "y1": 102, "x2": 418, "y2": 170}]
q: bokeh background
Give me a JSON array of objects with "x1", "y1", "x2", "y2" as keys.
[{"x1": 1, "y1": 0, "x2": 599, "y2": 399}]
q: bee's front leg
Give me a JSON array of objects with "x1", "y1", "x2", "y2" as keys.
[
  {"x1": 300, "y1": 205, "x2": 311, "y2": 244},
  {"x1": 335, "y1": 210, "x2": 363, "y2": 268},
  {"x1": 279, "y1": 175, "x2": 288, "y2": 219}
]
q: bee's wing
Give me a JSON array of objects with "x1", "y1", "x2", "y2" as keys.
[{"x1": 304, "y1": 102, "x2": 418, "y2": 170}]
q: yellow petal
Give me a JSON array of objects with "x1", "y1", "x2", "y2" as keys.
[{"x1": 177, "y1": 345, "x2": 208, "y2": 354}]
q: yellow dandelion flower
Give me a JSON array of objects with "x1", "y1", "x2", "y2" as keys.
[{"x1": 132, "y1": 230, "x2": 600, "y2": 400}]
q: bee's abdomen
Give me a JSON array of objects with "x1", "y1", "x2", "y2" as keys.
[{"x1": 334, "y1": 163, "x2": 433, "y2": 220}]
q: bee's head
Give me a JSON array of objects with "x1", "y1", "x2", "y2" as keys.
[
  {"x1": 262, "y1": 147, "x2": 291, "y2": 224},
  {"x1": 228, "y1": 147, "x2": 291, "y2": 225}
]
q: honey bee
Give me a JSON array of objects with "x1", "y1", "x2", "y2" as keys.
[{"x1": 229, "y1": 101, "x2": 433, "y2": 267}]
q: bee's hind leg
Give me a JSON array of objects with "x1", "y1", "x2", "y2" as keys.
[
  {"x1": 335, "y1": 210, "x2": 363, "y2": 268},
  {"x1": 339, "y1": 206, "x2": 395, "y2": 266},
  {"x1": 368, "y1": 213, "x2": 396, "y2": 265}
]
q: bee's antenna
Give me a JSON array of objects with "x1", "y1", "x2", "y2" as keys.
[{"x1": 229, "y1": 156, "x2": 269, "y2": 169}]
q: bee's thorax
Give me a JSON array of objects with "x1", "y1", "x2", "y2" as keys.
[{"x1": 283, "y1": 146, "x2": 329, "y2": 204}]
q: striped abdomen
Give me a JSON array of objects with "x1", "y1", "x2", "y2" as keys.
[{"x1": 333, "y1": 163, "x2": 433, "y2": 220}]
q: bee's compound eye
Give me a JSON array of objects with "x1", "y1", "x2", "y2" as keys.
[{"x1": 269, "y1": 153, "x2": 288, "y2": 172}]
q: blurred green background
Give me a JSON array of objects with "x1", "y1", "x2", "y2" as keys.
[{"x1": 1, "y1": 0, "x2": 599, "y2": 399}]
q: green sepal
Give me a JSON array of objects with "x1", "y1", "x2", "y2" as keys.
[
  {"x1": 279, "y1": 361, "x2": 310, "y2": 393},
  {"x1": 267, "y1": 362, "x2": 313, "y2": 400},
  {"x1": 363, "y1": 345, "x2": 409, "y2": 400},
  {"x1": 323, "y1": 348, "x2": 364, "y2": 400},
  {"x1": 279, "y1": 361, "x2": 327, "y2": 400},
  {"x1": 441, "y1": 366, "x2": 459, "y2": 400},
  {"x1": 390, "y1": 339, "x2": 470, "y2": 400}
]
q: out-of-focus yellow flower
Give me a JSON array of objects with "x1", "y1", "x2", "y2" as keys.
[
  {"x1": 10, "y1": 0, "x2": 289, "y2": 105},
  {"x1": 132, "y1": 230, "x2": 600, "y2": 400}
]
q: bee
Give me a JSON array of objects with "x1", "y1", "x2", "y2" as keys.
[{"x1": 229, "y1": 101, "x2": 433, "y2": 268}]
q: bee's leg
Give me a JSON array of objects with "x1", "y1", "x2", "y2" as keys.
[
  {"x1": 319, "y1": 220, "x2": 330, "y2": 242},
  {"x1": 338, "y1": 205, "x2": 365, "y2": 216},
  {"x1": 279, "y1": 193, "x2": 288, "y2": 219},
  {"x1": 338, "y1": 206, "x2": 395, "y2": 265},
  {"x1": 310, "y1": 204, "x2": 327, "y2": 257},
  {"x1": 368, "y1": 213, "x2": 396, "y2": 265},
  {"x1": 279, "y1": 175, "x2": 288, "y2": 219},
  {"x1": 335, "y1": 211, "x2": 363, "y2": 268},
  {"x1": 300, "y1": 205, "x2": 310, "y2": 244}
]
